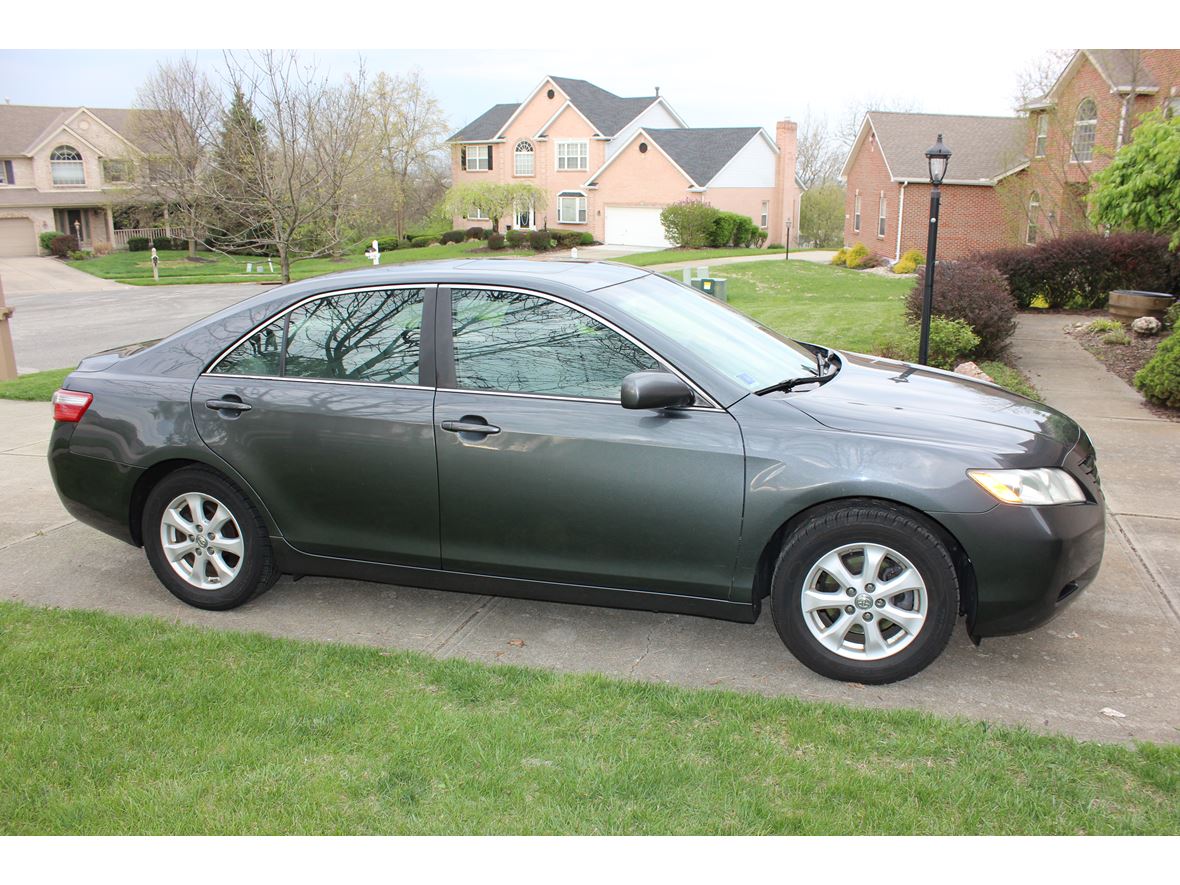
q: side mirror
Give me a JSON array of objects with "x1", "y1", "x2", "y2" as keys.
[{"x1": 621, "y1": 371, "x2": 695, "y2": 410}]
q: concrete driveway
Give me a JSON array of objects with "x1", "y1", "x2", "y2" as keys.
[{"x1": 0, "y1": 256, "x2": 127, "y2": 296}]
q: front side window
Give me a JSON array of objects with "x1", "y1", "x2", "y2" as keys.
[
  {"x1": 103, "y1": 159, "x2": 131, "y2": 184},
  {"x1": 1071, "y1": 99, "x2": 1097, "y2": 163},
  {"x1": 556, "y1": 140, "x2": 589, "y2": 171},
  {"x1": 557, "y1": 192, "x2": 587, "y2": 224},
  {"x1": 213, "y1": 320, "x2": 285, "y2": 376},
  {"x1": 877, "y1": 193, "x2": 887, "y2": 237},
  {"x1": 514, "y1": 140, "x2": 534, "y2": 176},
  {"x1": 450, "y1": 288, "x2": 659, "y2": 399},
  {"x1": 51, "y1": 145, "x2": 84, "y2": 186},
  {"x1": 464, "y1": 144, "x2": 490, "y2": 171},
  {"x1": 1026, "y1": 191, "x2": 1040, "y2": 245},
  {"x1": 760, "y1": 201, "x2": 769, "y2": 228},
  {"x1": 467, "y1": 207, "x2": 488, "y2": 220},
  {"x1": 853, "y1": 194, "x2": 861, "y2": 232},
  {"x1": 1034, "y1": 113, "x2": 1049, "y2": 158}
]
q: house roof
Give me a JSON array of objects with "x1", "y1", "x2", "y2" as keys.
[
  {"x1": 448, "y1": 103, "x2": 519, "y2": 142},
  {"x1": 547, "y1": 77, "x2": 656, "y2": 136},
  {"x1": 0, "y1": 187, "x2": 123, "y2": 208},
  {"x1": 642, "y1": 127, "x2": 762, "y2": 187},
  {"x1": 1023, "y1": 49, "x2": 1161, "y2": 110},
  {"x1": 848, "y1": 112, "x2": 1028, "y2": 185},
  {"x1": 0, "y1": 104, "x2": 148, "y2": 156}
]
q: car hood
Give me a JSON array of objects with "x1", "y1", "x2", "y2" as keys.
[{"x1": 785, "y1": 351, "x2": 1080, "y2": 454}]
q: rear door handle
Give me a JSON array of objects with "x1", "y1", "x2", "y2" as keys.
[
  {"x1": 441, "y1": 419, "x2": 500, "y2": 435},
  {"x1": 205, "y1": 398, "x2": 253, "y2": 413}
]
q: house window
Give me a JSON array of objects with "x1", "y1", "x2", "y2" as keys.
[
  {"x1": 0, "y1": 162, "x2": 8, "y2": 185},
  {"x1": 1026, "y1": 192, "x2": 1040, "y2": 245},
  {"x1": 464, "y1": 145, "x2": 490, "y2": 172},
  {"x1": 103, "y1": 159, "x2": 131, "y2": 184},
  {"x1": 467, "y1": 207, "x2": 488, "y2": 220},
  {"x1": 51, "y1": 145, "x2": 85, "y2": 186},
  {"x1": 760, "y1": 201, "x2": 769, "y2": 229},
  {"x1": 556, "y1": 140, "x2": 589, "y2": 171},
  {"x1": 557, "y1": 191, "x2": 587, "y2": 224},
  {"x1": 1166, "y1": 95, "x2": 1180, "y2": 120},
  {"x1": 514, "y1": 140, "x2": 534, "y2": 176},
  {"x1": 877, "y1": 193, "x2": 887, "y2": 238},
  {"x1": 1034, "y1": 114, "x2": 1049, "y2": 158},
  {"x1": 853, "y1": 193, "x2": 861, "y2": 232},
  {"x1": 1071, "y1": 99, "x2": 1097, "y2": 163}
]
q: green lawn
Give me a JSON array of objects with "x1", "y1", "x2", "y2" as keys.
[
  {"x1": 619, "y1": 246, "x2": 790, "y2": 267},
  {"x1": 0, "y1": 601, "x2": 1176, "y2": 835},
  {"x1": 67, "y1": 240, "x2": 529, "y2": 285},
  {"x1": 0, "y1": 367, "x2": 71, "y2": 401}
]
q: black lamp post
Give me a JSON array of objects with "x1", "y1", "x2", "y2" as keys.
[
  {"x1": 784, "y1": 219, "x2": 791, "y2": 261},
  {"x1": 917, "y1": 134, "x2": 952, "y2": 366}
]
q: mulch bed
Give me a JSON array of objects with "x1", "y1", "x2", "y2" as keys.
[{"x1": 1065, "y1": 316, "x2": 1178, "y2": 421}]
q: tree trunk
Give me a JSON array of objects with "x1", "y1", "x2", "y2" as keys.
[
  {"x1": 279, "y1": 243, "x2": 290, "y2": 284},
  {"x1": 188, "y1": 237, "x2": 197, "y2": 258}
]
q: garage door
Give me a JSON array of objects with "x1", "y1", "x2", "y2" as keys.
[
  {"x1": 0, "y1": 218, "x2": 36, "y2": 257},
  {"x1": 604, "y1": 207, "x2": 671, "y2": 248}
]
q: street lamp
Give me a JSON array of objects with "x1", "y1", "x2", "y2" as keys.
[
  {"x1": 784, "y1": 218, "x2": 791, "y2": 261},
  {"x1": 917, "y1": 134, "x2": 952, "y2": 366}
]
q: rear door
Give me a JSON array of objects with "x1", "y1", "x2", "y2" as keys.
[
  {"x1": 191, "y1": 285, "x2": 440, "y2": 567},
  {"x1": 432, "y1": 285, "x2": 745, "y2": 600}
]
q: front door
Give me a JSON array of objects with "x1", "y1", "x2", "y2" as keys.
[
  {"x1": 516, "y1": 205, "x2": 534, "y2": 230},
  {"x1": 433, "y1": 286, "x2": 746, "y2": 600},
  {"x1": 191, "y1": 285, "x2": 440, "y2": 566}
]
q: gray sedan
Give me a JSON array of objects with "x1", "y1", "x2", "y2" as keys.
[{"x1": 48, "y1": 260, "x2": 1105, "y2": 683}]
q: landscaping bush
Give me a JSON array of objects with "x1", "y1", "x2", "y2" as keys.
[
  {"x1": 486, "y1": 233, "x2": 506, "y2": 251},
  {"x1": 660, "y1": 201, "x2": 719, "y2": 248},
  {"x1": 127, "y1": 237, "x2": 151, "y2": 252},
  {"x1": 92, "y1": 242, "x2": 113, "y2": 256},
  {"x1": 441, "y1": 229, "x2": 466, "y2": 244},
  {"x1": 830, "y1": 247, "x2": 848, "y2": 266},
  {"x1": 767, "y1": 242, "x2": 784, "y2": 250},
  {"x1": 39, "y1": 231, "x2": 65, "y2": 252},
  {"x1": 548, "y1": 230, "x2": 577, "y2": 248},
  {"x1": 907, "y1": 260, "x2": 1017, "y2": 359},
  {"x1": 529, "y1": 230, "x2": 552, "y2": 251},
  {"x1": 708, "y1": 212, "x2": 739, "y2": 248},
  {"x1": 49, "y1": 234, "x2": 78, "y2": 257},
  {"x1": 1085, "y1": 318, "x2": 1123, "y2": 334},
  {"x1": 67, "y1": 250, "x2": 89, "y2": 261},
  {"x1": 979, "y1": 232, "x2": 1180, "y2": 310},
  {"x1": 730, "y1": 214, "x2": 761, "y2": 248},
  {"x1": 466, "y1": 227, "x2": 486, "y2": 240},
  {"x1": 1102, "y1": 328, "x2": 1131, "y2": 345},
  {"x1": 879, "y1": 316, "x2": 981, "y2": 370},
  {"x1": 1135, "y1": 332, "x2": 1180, "y2": 407},
  {"x1": 894, "y1": 249, "x2": 923, "y2": 274},
  {"x1": 1165, "y1": 301, "x2": 1179, "y2": 330},
  {"x1": 579, "y1": 232, "x2": 595, "y2": 246},
  {"x1": 505, "y1": 230, "x2": 528, "y2": 248},
  {"x1": 370, "y1": 237, "x2": 400, "y2": 252},
  {"x1": 410, "y1": 236, "x2": 435, "y2": 248},
  {"x1": 844, "y1": 243, "x2": 882, "y2": 269}
]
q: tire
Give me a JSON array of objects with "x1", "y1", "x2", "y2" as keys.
[
  {"x1": 143, "y1": 466, "x2": 278, "y2": 611},
  {"x1": 770, "y1": 501, "x2": 958, "y2": 684}
]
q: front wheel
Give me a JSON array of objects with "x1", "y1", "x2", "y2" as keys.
[{"x1": 770, "y1": 502, "x2": 958, "y2": 684}]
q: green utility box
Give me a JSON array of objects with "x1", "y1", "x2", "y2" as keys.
[{"x1": 690, "y1": 277, "x2": 727, "y2": 302}]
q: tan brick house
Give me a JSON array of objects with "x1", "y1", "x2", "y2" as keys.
[{"x1": 447, "y1": 76, "x2": 802, "y2": 247}]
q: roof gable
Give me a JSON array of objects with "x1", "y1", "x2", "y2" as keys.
[
  {"x1": 0, "y1": 104, "x2": 154, "y2": 156},
  {"x1": 548, "y1": 76, "x2": 657, "y2": 136},
  {"x1": 1025, "y1": 49, "x2": 1160, "y2": 109},
  {"x1": 642, "y1": 128, "x2": 762, "y2": 187}
]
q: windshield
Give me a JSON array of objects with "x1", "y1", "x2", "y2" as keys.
[{"x1": 609, "y1": 273, "x2": 820, "y2": 393}]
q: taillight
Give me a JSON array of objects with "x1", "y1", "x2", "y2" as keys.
[{"x1": 52, "y1": 389, "x2": 93, "y2": 423}]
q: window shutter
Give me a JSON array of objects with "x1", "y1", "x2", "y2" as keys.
[
  {"x1": 460, "y1": 146, "x2": 467, "y2": 169},
  {"x1": 487, "y1": 146, "x2": 493, "y2": 171},
  {"x1": 3, "y1": 160, "x2": 12, "y2": 184}
]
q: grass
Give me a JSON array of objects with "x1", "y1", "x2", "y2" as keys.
[
  {"x1": 619, "y1": 246, "x2": 790, "y2": 266},
  {"x1": 0, "y1": 367, "x2": 71, "y2": 401},
  {"x1": 978, "y1": 361, "x2": 1041, "y2": 400},
  {"x1": 1, "y1": 600, "x2": 1177, "y2": 835},
  {"x1": 67, "y1": 240, "x2": 529, "y2": 286}
]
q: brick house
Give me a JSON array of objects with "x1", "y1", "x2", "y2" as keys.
[
  {"x1": 447, "y1": 76, "x2": 802, "y2": 247},
  {"x1": 839, "y1": 50, "x2": 1180, "y2": 262}
]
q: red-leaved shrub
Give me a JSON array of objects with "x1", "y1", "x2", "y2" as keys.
[{"x1": 907, "y1": 260, "x2": 1017, "y2": 359}]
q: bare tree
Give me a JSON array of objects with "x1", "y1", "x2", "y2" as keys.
[
  {"x1": 795, "y1": 111, "x2": 843, "y2": 189},
  {"x1": 130, "y1": 56, "x2": 221, "y2": 257},
  {"x1": 205, "y1": 51, "x2": 374, "y2": 282},
  {"x1": 1012, "y1": 49, "x2": 1075, "y2": 111},
  {"x1": 836, "y1": 96, "x2": 922, "y2": 153}
]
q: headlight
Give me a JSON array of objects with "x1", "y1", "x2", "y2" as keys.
[{"x1": 968, "y1": 468, "x2": 1086, "y2": 505}]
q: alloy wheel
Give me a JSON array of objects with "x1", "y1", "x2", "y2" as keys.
[{"x1": 159, "y1": 492, "x2": 245, "y2": 590}]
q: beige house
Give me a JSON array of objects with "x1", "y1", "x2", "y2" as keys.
[
  {"x1": 0, "y1": 104, "x2": 146, "y2": 256},
  {"x1": 448, "y1": 76, "x2": 801, "y2": 247}
]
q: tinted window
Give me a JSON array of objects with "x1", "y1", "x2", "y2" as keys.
[
  {"x1": 285, "y1": 288, "x2": 425, "y2": 384},
  {"x1": 451, "y1": 288, "x2": 659, "y2": 399},
  {"x1": 214, "y1": 320, "x2": 284, "y2": 376}
]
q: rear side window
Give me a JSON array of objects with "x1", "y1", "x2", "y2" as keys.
[{"x1": 213, "y1": 320, "x2": 284, "y2": 376}]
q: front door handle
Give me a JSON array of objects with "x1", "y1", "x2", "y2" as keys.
[
  {"x1": 205, "y1": 398, "x2": 253, "y2": 413},
  {"x1": 441, "y1": 419, "x2": 500, "y2": 435}
]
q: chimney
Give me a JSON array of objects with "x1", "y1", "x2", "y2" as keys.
[
  {"x1": 655, "y1": 86, "x2": 660, "y2": 97},
  {"x1": 775, "y1": 119, "x2": 799, "y2": 247}
]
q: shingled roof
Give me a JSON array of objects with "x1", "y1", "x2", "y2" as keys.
[
  {"x1": 448, "y1": 103, "x2": 519, "y2": 142},
  {"x1": 548, "y1": 77, "x2": 656, "y2": 136},
  {"x1": 641, "y1": 128, "x2": 762, "y2": 186},
  {"x1": 0, "y1": 104, "x2": 148, "y2": 156},
  {"x1": 857, "y1": 112, "x2": 1028, "y2": 184}
]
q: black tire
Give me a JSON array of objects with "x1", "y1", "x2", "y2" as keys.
[
  {"x1": 770, "y1": 501, "x2": 958, "y2": 684},
  {"x1": 143, "y1": 466, "x2": 278, "y2": 611}
]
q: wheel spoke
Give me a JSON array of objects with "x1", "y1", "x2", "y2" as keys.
[
  {"x1": 186, "y1": 494, "x2": 207, "y2": 527},
  {"x1": 875, "y1": 567, "x2": 920, "y2": 597},
  {"x1": 861, "y1": 544, "x2": 888, "y2": 583},
  {"x1": 207, "y1": 505, "x2": 234, "y2": 535},
  {"x1": 862, "y1": 619, "x2": 889, "y2": 657},
  {"x1": 817, "y1": 551, "x2": 858, "y2": 592},
  {"x1": 802, "y1": 588, "x2": 844, "y2": 613},
  {"x1": 208, "y1": 552, "x2": 235, "y2": 582},
  {"x1": 214, "y1": 536, "x2": 244, "y2": 558},
  {"x1": 817, "y1": 612, "x2": 857, "y2": 652},
  {"x1": 162, "y1": 508, "x2": 194, "y2": 536},
  {"x1": 163, "y1": 538, "x2": 197, "y2": 563},
  {"x1": 881, "y1": 604, "x2": 924, "y2": 635}
]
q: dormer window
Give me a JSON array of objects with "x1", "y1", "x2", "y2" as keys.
[
  {"x1": 51, "y1": 145, "x2": 84, "y2": 186},
  {"x1": 514, "y1": 140, "x2": 535, "y2": 176}
]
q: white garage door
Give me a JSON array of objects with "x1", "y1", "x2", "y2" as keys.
[
  {"x1": 604, "y1": 207, "x2": 671, "y2": 248},
  {"x1": 0, "y1": 218, "x2": 36, "y2": 257}
]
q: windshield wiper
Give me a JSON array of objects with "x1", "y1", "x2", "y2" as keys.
[{"x1": 755, "y1": 353, "x2": 841, "y2": 396}]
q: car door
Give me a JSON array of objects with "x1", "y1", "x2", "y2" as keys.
[
  {"x1": 433, "y1": 285, "x2": 746, "y2": 600},
  {"x1": 191, "y1": 284, "x2": 440, "y2": 567}
]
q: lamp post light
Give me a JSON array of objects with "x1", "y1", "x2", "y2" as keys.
[
  {"x1": 784, "y1": 219, "x2": 791, "y2": 261},
  {"x1": 917, "y1": 134, "x2": 952, "y2": 366}
]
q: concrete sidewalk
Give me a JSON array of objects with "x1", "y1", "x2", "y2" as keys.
[
  {"x1": 2, "y1": 316, "x2": 1179, "y2": 745},
  {"x1": 0, "y1": 256, "x2": 127, "y2": 295}
]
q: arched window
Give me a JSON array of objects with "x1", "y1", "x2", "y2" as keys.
[
  {"x1": 1026, "y1": 192, "x2": 1040, "y2": 245},
  {"x1": 51, "y1": 145, "x2": 85, "y2": 186},
  {"x1": 514, "y1": 140, "x2": 534, "y2": 177},
  {"x1": 1071, "y1": 99, "x2": 1097, "y2": 163}
]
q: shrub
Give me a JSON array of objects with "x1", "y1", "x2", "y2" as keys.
[
  {"x1": 906, "y1": 260, "x2": 1017, "y2": 359},
  {"x1": 405, "y1": 228, "x2": 444, "y2": 242},
  {"x1": 67, "y1": 250, "x2": 89, "y2": 261},
  {"x1": 366, "y1": 237, "x2": 400, "y2": 253},
  {"x1": 466, "y1": 227, "x2": 486, "y2": 241},
  {"x1": 894, "y1": 249, "x2": 923, "y2": 274},
  {"x1": 49, "y1": 234, "x2": 78, "y2": 257},
  {"x1": 830, "y1": 247, "x2": 848, "y2": 266},
  {"x1": 660, "y1": 201, "x2": 719, "y2": 248},
  {"x1": 505, "y1": 230, "x2": 527, "y2": 248},
  {"x1": 767, "y1": 242, "x2": 784, "y2": 250},
  {"x1": 441, "y1": 229, "x2": 466, "y2": 244},
  {"x1": 1085, "y1": 318, "x2": 1123, "y2": 334},
  {"x1": 879, "y1": 316, "x2": 981, "y2": 370},
  {"x1": 1102, "y1": 328, "x2": 1131, "y2": 345},
  {"x1": 579, "y1": 232, "x2": 595, "y2": 246},
  {"x1": 1135, "y1": 333, "x2": 1180, "y2": 407},
  {"x1": 844, "y1": 243, "x2": 881, "y2": 269},
  {"x1": 550, "y1": 230, "x2": 583, "y2": 249},
  {"x1": 410, "y1": 236, "x2": 435, "y2": 248},
  {"x1": 730, "y1": 214, "x2": 761, "y2": 248},
  {"x1": 126, "y1": 237, "x2": 151, "y2": 252},
  {"x1": 92, "y1": 241, "x2": 113, "y2": 256},
  {"x1": 39, "y1": 230, "x2": 65, "y2": 252},
  {"x1": 529, "y1": 230, "x2": 552, "y2": 251},
  {"x1": 487, "y1": 233, "x2": 506, "y2": 251},
  {"x1": 979, "y1": 232, "x2": 1180, "y2": 310},
  {"x1": 1165, "y1": 301, "x2": 1179, "y2": 330},
  {"x1": 708, "y1": 212, "x2": 739, "y2": 248}
]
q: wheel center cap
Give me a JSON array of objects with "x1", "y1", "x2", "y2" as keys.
[
  {"x1": 854, "y1": 593, "x2": 873, "y2": 610},
  {"x1": 197, "y1": 535, "x2": 209, "y2": 548}
]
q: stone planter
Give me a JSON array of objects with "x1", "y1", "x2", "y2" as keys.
[{"x1": 1108, "y1": 290, "x2": 1175, "y2": 323}]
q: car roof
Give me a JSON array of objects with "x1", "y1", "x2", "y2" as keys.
[{"x1": 294, "y1": 258, "x2": 651, "y2": 293}]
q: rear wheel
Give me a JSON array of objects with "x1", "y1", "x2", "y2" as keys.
[
  {"x1": 143, "y1": 466, "x2": 277, "y2": 610},
  {"x1": 770, "y1": 502, "x2": 958, "y2": 684}
]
